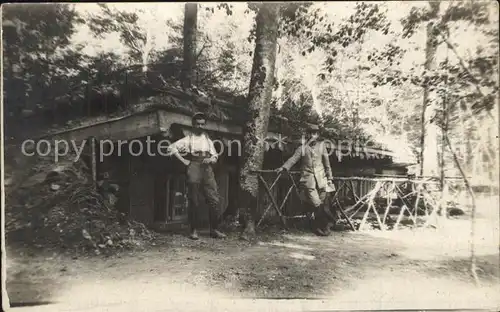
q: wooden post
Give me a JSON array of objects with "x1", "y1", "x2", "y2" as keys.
[
  {"x1": 382, "y1": 181, "x2": 396, "y2": 227},
  {"x1": 90, "y1": 137, "x2": 97, "y2": 189}
]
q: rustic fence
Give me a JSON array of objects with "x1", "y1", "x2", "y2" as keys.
[{"x1": 254, "y1": 170, "x2": 470, "y2": 231}]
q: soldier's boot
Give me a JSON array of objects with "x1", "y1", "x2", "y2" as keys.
[
  {"x1": 313, "y1": 225, "x2": 329, "y2": 236},
  {"x1": 189, "y1": 229, "x2": 199, "y2": 240},
  {"x1": 323, "y1": 222, "x2": 333, "y2": 236},
  {"x1": 311, "y1": 215, "x2": 328, "y2": 236},
  {"x1": 314, "y1": 204, "x2": 331, "y2": 237},
  {"x1": 210, "y1": 229, "x2": 227, "y2": 239}
]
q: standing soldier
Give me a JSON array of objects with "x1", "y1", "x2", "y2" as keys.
[
  {"x1": 167, "y1": 112, "x2": 227, "y2": 240},
  {"x1": 276, "y1": 124, "x2": 335, "y2": 236}
]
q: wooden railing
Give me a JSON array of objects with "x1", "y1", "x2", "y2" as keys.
[
  {"x1": 252, "y1": 171, "x2": 466, "y2": 231},
  {"x1": 252, "y1": 170, "x2": 355, "y2": 231}
]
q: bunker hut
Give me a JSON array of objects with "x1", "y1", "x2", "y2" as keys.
[{"x1": 41, "y1": 87, "x2": 415, "y2": 231}]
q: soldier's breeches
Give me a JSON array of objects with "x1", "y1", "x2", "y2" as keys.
[{"x1": 186, "y1": 161, "x2": 220, "y2": 231}]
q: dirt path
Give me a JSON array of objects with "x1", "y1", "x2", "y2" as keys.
[{"x1": 6, "y1": 217, "x2": 499, "y2": 311}]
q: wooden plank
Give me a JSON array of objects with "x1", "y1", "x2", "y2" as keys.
[
  {"x1": 215, "y1": 169, "x2": 229, "y2": 215},
  {"x1": 157, "y1": 110, "x2": 241, "y2": 136},
  {"x1": 157, "y1": 110, "x2": 283, "y2": 139},
  {"x1": 128, "y1": 155, "x2": 155, "y2": 225},
  {"x1": 46, "y1": 111, "x2": 161, "y2": 142}
]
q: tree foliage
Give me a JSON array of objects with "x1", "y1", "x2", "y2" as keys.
[
  {"x1": 379, "y1": 2, "x2": 498, "y2": 115},
  {"x1": 3, "y1": 4, "x2": 83, "y2": 108},
  {"x1": 3, "y1": 2, "x2": 498, "y2": 183},
  {"x1": 87, "y1": 4, "x2": 181, "y2": 72},
  {"x1": 3, "y1": 4, "x2": 87, "y2": 138}
]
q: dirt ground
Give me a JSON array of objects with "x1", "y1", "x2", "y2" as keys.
[{"x1": 6, "y1": 208, "x2": 500, "y2": 312}]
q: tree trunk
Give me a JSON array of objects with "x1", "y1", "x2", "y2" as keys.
[
  {"x1": 419, "y1": 2, "x2": 440, "y2": 177},
  {"x1": 439, "y1": 71, "x2": 449, "y2": 218},
  {"x1": 489, "y1": 105, "x2": 499, "y2": 185},
  {"x1": 311, "y1": 85, "x2": 322, "y2": 117},
  {"x1": 142, "y1": 28, "x2": 152, "y2": 73},
  {"x1": 238, "y1": 3, "x2": 280, "y2": 240},
  {"x1": 445, "y1": 134, "x2": 481, "y2": 286},
  {"x1": 181, "y1": 3, "x2": 197, "y2": 90}
]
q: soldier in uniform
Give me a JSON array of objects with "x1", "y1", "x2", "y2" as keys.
[
  {"x1": 167, "y1": 112, "x2": 227, "y2": 240},
  {"x1": 276, "y1": 124, "x2": 335, "y2": 236}
]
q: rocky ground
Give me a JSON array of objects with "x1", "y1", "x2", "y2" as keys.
[{"x1": 5, "y1": 153, "x2": 158, "y2": 256}]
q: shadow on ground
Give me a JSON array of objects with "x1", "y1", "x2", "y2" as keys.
[
  {"x1": 200, "y1": 228, "x2": 409, "y2": 298},
  {"x1": 6, "y1": 225, "x2": 499, "y2": 307},
  {"x1": 6, "y1": 227, "x2": 409, "y2": 304},
  {"x1": 423, "y1": 253, "x2": 500, "y2": 284},
  {"x1": 6, "y1": 251, "x2": 67, "y2": 306}
]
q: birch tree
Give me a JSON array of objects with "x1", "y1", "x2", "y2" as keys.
[{"x1": 239, "y1": 3, "x2": 280, "y2": 240}]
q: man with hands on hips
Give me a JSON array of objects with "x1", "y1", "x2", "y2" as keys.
[{"x1": 167, "y1": 112, "x2": 227, "y2": 240}]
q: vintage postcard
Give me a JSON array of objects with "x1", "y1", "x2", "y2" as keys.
[{"x1": 2, "y1": 2, "x2": 499, "y2": 311}]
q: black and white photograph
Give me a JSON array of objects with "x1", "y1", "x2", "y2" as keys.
[{"x1": 2, "y1": 2, "x2": 499, "y2": 311}]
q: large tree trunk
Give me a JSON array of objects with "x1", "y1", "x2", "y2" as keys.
[
  {"x1": 181, "y1": 3, "x2": 198, "y2": 90},
  {"x1": 238, "y1": 3, "x2": 280, "y2": 240},
  {"x1": 444, "y1": 134, "x2": 481, "y2": 285},
  {"x1": 419, "y1": 2, "x2": 441, "y2": 177}
]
